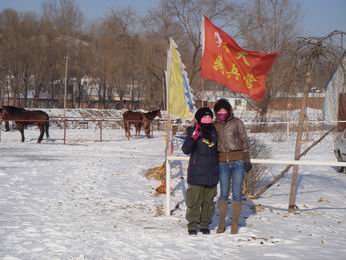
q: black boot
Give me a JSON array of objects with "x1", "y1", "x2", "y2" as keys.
[
  {"x1": 188, "y1": 230, "x2": 197, "y2": 235},
  {"x1": 200, "y1": 228, "x2": 210, "y2": 235}
]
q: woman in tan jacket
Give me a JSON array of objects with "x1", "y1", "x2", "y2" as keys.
[{"x1": 213, "y1": 98, "x2": 252, "y2": 234}]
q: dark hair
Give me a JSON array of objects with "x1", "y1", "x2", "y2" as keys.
[{"x1": 213, "y1": 98, "x2": 232, "y2": 114}]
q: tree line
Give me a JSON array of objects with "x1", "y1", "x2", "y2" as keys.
[{"x1": 0, "y1": 0, "x2": 344, "y2": 115}]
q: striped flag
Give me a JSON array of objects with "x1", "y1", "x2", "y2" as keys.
[{"x1": 166, "y1": 38, "x2": 195, "y2": 119}]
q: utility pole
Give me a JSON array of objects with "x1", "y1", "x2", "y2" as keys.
[
  {"x1": 64, "y1": 56, "x2": 70, "y2": 118},
  {"x1": 63, "y1": 56, "x2": 70, "y2": 144}
]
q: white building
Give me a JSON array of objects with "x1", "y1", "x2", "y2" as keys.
[
  {"x1": 200, "y1": 89, "x2": 248, "y2": 110},
  {"x1": 323, "y1": 55, "x2": 346, "y2": 124}
]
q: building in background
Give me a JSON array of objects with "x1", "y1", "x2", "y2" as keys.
[{"x1": 323, "y1": 55, "x2": 346, "y2": 129}]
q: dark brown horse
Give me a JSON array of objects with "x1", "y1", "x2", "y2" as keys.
[
  {"x1": 0, "y1": 106, "x2": 50, "y2": 143},
  {"x1": 122, "y1": 109, "x2": 161, "y2": 140}
]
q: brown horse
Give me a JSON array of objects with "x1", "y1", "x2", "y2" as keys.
[
  {"x1": 123, "y1": 111, "x2": 150, "y2": 140},
  {"x1": 0, "y1": 106, "x2": 50, "y2": 143},
  {"x1": 122, "y1": 109, "x2": 161, "y2": 140}
]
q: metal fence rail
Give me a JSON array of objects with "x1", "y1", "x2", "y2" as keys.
[
  {"x1": 164, "y1": 156, "x2": 346, "y2": 216},
  {"x1": 1, "y1": 116, "x2": 345, "y2": 143}
]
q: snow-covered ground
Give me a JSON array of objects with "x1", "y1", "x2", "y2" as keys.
[{"x1": 1, "y1": 127, "x2": 345, "y2": 260}]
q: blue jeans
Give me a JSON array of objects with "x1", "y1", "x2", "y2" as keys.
[{"x1": 219, "y1": 160, "x2": 245, "y2": 201}]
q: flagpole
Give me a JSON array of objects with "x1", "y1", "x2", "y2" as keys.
[
  {"x1": 164, "y1": 38, "x2": 195, "y2": 216},
  {"x1": 201, "y1": 78, "x2": 205, "y2": 107},
  {"x1": 162, "y1": 77, "x2": 166, "y2": 111},
  {"x1": 165, "y1": 111, "x2": 172, "y2": 216},
  {"x1": 165, "y1": 38, "x2": 173, "y2": 216},
  {"x1": 201, "y1": 16, "x2": 205, "y2": 108}
]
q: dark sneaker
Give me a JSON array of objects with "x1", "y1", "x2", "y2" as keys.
[
  {"x1": 188, "y1": 230, "x2": 197, "y2": 235},
  {"x1": 200, "y1": 228, "x2": 210, "y2": 234}
]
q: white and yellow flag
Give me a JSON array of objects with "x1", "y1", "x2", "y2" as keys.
[{"x1": 166, "y1": 38, "x2": 194, "y2": 120}]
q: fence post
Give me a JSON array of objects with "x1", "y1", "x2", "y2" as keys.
[
  {"x1": 165, "y1": 159, "x2": 171, "y2": 216},
  {"x1": 151, "y1": 121, "x2": 154, "y2": 138},
  {"x1": 287, "y1": 120, "x2": 290, "y2": 140},
  {"x1": 99, "y1": 121, "x2": 102, "y2": 142},
  {"x1": 63, "y1": 119, "x2": 67, "y2": 144},
  {"x1": 288, "y1": 71, "x2": 312, "y2": 212}
]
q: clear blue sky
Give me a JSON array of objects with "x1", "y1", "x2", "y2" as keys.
[
  {"x1": 0, "y1": 0, "x2": 345, "y2": 37},
  {"x1": 297, "y1": 0, "x2": 346, "y2": 36}
]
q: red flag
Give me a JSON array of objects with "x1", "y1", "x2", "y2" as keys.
[{"x1": 201, "y1": 16, "x2": 278, "y2": 101}]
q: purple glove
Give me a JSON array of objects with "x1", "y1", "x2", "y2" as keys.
[{"x1": 191, "y1": 123, "x2": 200, "y2": 141}]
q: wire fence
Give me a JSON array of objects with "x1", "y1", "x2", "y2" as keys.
[
  {"x1": 1, "y1": 116, "x2": 345, "y2": 143},
  {"x1": 0, "y1": 117, "x2": 167, "y2": 143}
]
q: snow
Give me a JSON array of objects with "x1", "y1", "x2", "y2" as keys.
[{"x1": 1, "y1": 125, "x2": 346, "y2": 259}]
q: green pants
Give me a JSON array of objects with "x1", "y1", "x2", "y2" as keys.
[{"x1": 186, "y1": 184, "x2": 217, "y2": 231}]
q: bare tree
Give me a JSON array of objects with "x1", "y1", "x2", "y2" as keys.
[
  {"x1": 41, "y1": 0, "x2": 84, "y2": 107},
  {"x1": 238, "y1": 0, "x2": 302, "y2": 121},
  {"x1": 88, "y1": 9, "x2": 131, "y2": 109},
  {"x1": 283, "y1": 31, "x2": 345, "y2": 212},
  {"x1": 42, "y1": 0, "x2": 84, "y2": 39},
  {"x1": 0, "y1": 9, "x2": 44, "y2": 107},
  {"x1": 142, "y1": 0, "x2": 242, "y2": 93}
]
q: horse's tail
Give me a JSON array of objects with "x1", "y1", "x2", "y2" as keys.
[
  {"x1": 4, "y1": 121, "x2": 10, "y2": 131},
  {"x1": 44, "y1": 120, "x2": 50, "y2": 139}
]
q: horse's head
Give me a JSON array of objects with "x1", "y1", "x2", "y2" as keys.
[
  {"x1": 155, "y1": 109, "x2": 162, "y2": 118},
  {"x1": 0, "y1": 107, "x2": 7, "y2": 117}
]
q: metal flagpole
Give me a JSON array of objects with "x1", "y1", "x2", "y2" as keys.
[
  {"x1": 201, "y1": 78, "x2": 205, "y2": 107},
  {"x1": 165, "y1": 38, "x2": 173, "y2": 216},
  {"x1": 201, "y1": 16, "x2": 205, "y2": 108},
  {"x1": 162, "y1": 77, "x2": 166, "y2": 111}
]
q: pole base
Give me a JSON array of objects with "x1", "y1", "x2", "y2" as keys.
[{"x1": 288, "y1": 204, "x2": 298, "y2": 213}]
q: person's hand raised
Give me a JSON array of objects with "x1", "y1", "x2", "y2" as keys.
[{"x1": 191, "y1": 123, "x2": 201, "y2": 141}]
